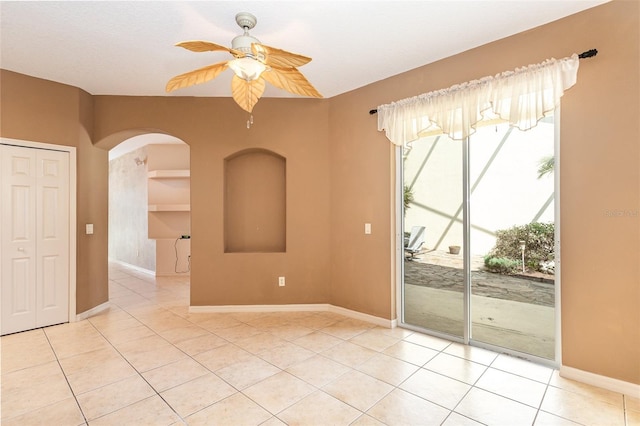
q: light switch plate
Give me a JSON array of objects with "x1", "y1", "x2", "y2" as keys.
[
  {"x1": 365, "y1": 223, "x2": 372, "y2": 234},
  {"x1": 86, "y1": 224, "x2": 94, "y2": 235}
]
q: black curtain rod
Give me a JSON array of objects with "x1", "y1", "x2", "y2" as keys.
[{"x1": 369, "y1": 48, "x2": 598, "y2": 115}]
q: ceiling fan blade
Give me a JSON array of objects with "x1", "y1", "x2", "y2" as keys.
[
  {"x1": 252, "y1": 44, "x2": 312, "y2": 68},
  {"x1": 261, "y1": 66, "x2": 322, "y2": 98},
  {"x1": 231, "y1": 75, "x2": 266, "y2": 113},
  {"x1": 166, "y1": 61, "x2": 229, "y2": 92},
  {"x1": 176, "y1": 41, "x2": 244, "y2": 57}
]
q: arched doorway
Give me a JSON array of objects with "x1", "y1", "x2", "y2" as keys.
[{"x1": 108, "y1": 133, "x2": 191, "y2": 277}]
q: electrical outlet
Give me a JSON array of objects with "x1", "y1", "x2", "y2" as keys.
[{"x1": 278, "y1": 276, "x2": 285, "y2": 287}]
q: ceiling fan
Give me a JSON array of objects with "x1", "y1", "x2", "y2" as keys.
[{"x1": 166, "y1": 12, "x2": 322, "y2": 114}]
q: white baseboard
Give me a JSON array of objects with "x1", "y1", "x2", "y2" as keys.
[
  {"x1": 560, "y1": 365, "x2": 640, "y2": 398},
  {"x1": 327, "y1": 305, "x2": 396, "y2": 328},
  {"x1": 76, "y1": 301, "x2": 110, "y2": 321},
  {"x1": 109, "y1": 258, "x2": 155, "y2": 276},
  {"x1": 189, "y1": 303, "x2": 329, "y2": 314},
  {"x1": 155, "y1": 272, "x2": 190, "y2": 277},
  {"x1": 189, "y1": 304, "x2": 395, "y2": 328}
]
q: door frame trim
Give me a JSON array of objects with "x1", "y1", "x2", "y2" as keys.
[
  {"x1": 553, "y1": 108, "x2": 562, "y2": 366},
  {"x1": 1, "y1": 138, "x2": 77, "y2": 323}
]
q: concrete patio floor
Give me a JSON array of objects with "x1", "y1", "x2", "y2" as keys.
[{"x1": 402, "y1": 250, "x2": 555, "y2": 360}]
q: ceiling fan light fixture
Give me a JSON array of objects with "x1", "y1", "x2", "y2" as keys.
[{"x1": 228, "y1": 57, "x2": 267, "y2": 81}]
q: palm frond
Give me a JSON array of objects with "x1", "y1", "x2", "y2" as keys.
[{"x1": 537, "y1": 156, "x2": 554, "y2": 179}]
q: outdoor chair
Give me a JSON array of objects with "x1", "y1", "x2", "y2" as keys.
[{"x1": 404, "y1": 226, "x2": 426, "y2": 260}]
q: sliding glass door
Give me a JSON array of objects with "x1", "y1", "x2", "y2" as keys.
[
  {"x1": 402, "y1": 136, "x2": 464, "y2": 338},
  {"x1": 401, "y1": 116, "x2": 557, "y2": 361}
]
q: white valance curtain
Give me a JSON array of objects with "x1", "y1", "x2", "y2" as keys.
[{"x1": 377, "y1": 54, "x2": 580, "y2": 145}]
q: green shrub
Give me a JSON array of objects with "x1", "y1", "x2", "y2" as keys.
[
  {"x1": 483, "y1": 256, "x2": 521, "y2": 274},
  {"x1": 486, "y1": 222, "x2": 555, "y2": 273}
]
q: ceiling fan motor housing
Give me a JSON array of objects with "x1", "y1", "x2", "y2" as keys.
[
  {"x1": 232, "y1": 12, "x2": 261, "y2": 55},
  {"x1": 231, "y1": 34, "x2": 261, "y2": 55}
]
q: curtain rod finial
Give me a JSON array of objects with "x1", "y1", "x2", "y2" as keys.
[
  {"x1": 369, "y1": 109, "x2": 378, "y2": 115},
  {"x1": 579, "y1": 49, "x2": 598, "y2": 59}
]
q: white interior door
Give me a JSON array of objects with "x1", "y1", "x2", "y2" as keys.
[
  {"x1": 35, "y1": 148, "x2": 70, "y2": 328},
  {"x1": 1, "y1": 145, "x2": 37, "y2": 334},
  {"x1": 1, "y1": 144, "x2": 69, "y2": 335}
]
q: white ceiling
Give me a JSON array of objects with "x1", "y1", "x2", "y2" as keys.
[
  {"x1": 1, "y1": 1, "x2": 608, "y2": 158},
  {"x1": 1, "y1": 1, "x2": 608, "y2": 99}
]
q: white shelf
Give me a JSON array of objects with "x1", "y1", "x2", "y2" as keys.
[
  {"x1": 148, "y1": 170, "x2": 190, "y2": 179},
  {"x1": 148, "y1": 204, "x2": 190, "y2": 212},
  {"x1": 148, "y1": 164, "x2": 190, "y2": 239}
]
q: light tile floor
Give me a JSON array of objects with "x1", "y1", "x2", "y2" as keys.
[{"x1": 1, "y1": 262, "x2": 638, "y2": 425}]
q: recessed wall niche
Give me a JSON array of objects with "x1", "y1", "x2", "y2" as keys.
[{"x1": 224, "y1": 148, "x2": 286, "y2": 253}]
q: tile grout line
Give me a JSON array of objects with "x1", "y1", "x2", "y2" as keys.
[
  {"x1": 132, "y1": 281, "x2": 391, "y2": 423},
  {"x1": 87, "y1": 290, "x2": 193, "y2": 424},
  {"x1": 103, "y1": 264, "x2": 628, "y2": 425},
  {"x1": 41, "y1": 327, "x2": 89, "y2": 425},
  {"x1": 107, "y1": 269, "x2": 307, "y2": 423},
  {"x1": 126, "y1": 266, "x2": 511, "y2": 423}
]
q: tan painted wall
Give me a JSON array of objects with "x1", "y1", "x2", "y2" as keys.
[
  {"x1": 1, "y1": 0, "x2": 637, "y2": 384},
  {"x1": 0, "y1": 70, "x2": 108, "y2": 313},
  {"x1": 329, "y1": 0, "x2": 639, "y2": 383},
  {"x1": 92, "y1": 96, "x2": 332, "y2": 306},
  {"x1": 328, "y1": 92, "x2": 396, "y2": 319}
]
